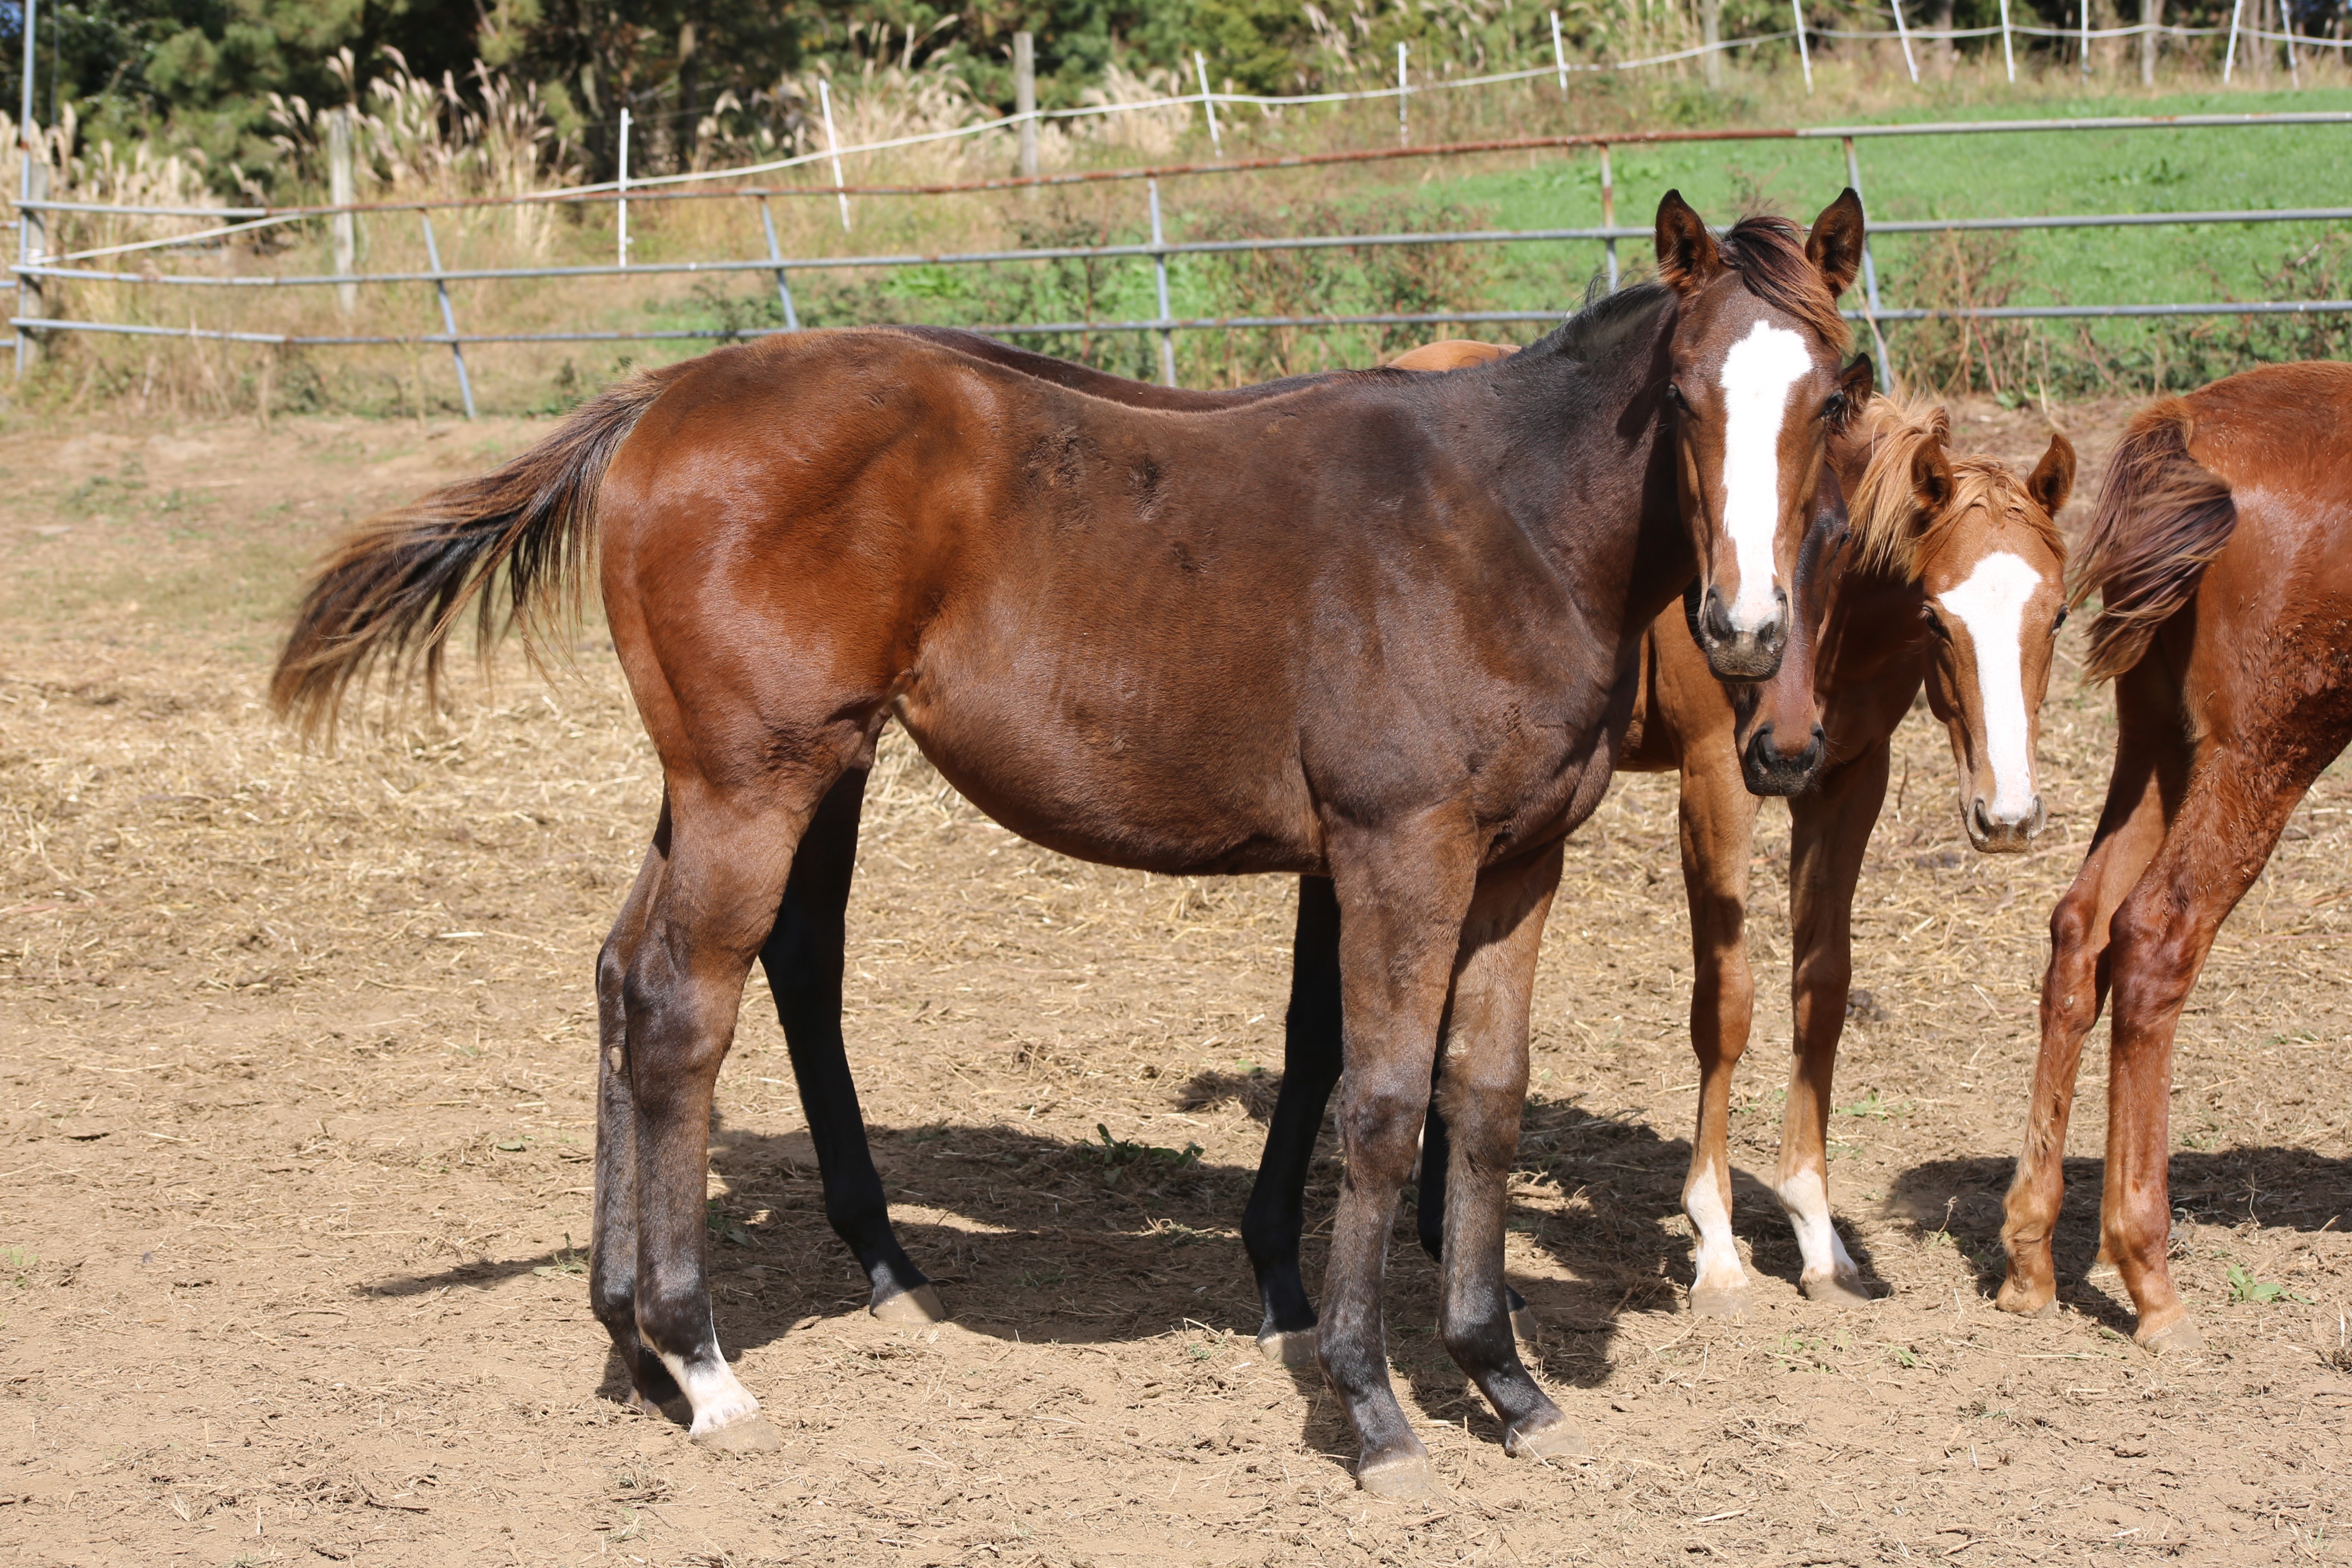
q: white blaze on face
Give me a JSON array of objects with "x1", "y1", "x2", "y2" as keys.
[
  {"x1": 1937, "y1": 550, "x2": 2044, "y2": 822},
  {"x1": 1715, "y1": 319, "x2": 1815, "y2": 633}
]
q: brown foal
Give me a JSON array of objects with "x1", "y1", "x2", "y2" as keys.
[
  {"x1": 1619, "y1": 394, "x2": 2073, "y2": 1313},
  {"x1": 274, "y1": 192, "x2": 1870, "y2": 1494},
  {"x1": 1998, "y1": 360, "x2": 2352, "y2": 1353}
]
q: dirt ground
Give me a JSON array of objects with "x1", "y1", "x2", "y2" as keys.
[{"x1": 4, "y1": 385, "x2": 2352, "y2": 1568}]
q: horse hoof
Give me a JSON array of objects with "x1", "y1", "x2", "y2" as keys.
[
  {"x1": 1510, "y1": 1304, "x2": 1539, "y2": 1346},
  {"x1": 1356, "y1": 1452, "x2": 1436, "y2": 1500},
  {"x1": 2139, "y1": 1316, "x2": 2204, "y2": 1356},
  {"x1": 1688, "y1": 1286, "x2": 1748, "y2": 1318},
  {"x1": 692, "y1": 1412, "x2": 783, "y2": 1452},
  {"x1": 1505, "y1": 1416, "x2": 1588, "y2": 1462},
  {"x1": 1801, "y1": 1274, "x2": 1876, "y2": 1308},
  {"x1": 1993, "y1": 1278, "x2": 2054, "y2": 1318},
  {"x1": 1256, "y1": 1328, "x2": 1318, "y2": 1369},
  {"x1": 871, "y1": 1285, "x2": 947, "y2": 1325},
  {"x1": 622, "y1": 1389, "x2": 667, "y2": 1419}
]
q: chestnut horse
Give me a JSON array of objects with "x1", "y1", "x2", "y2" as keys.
[
  {"x1": 276, "y1": 189, "x2": 1868, "y2": 1494},
  {"x1": 1998, "y1": 360, "x2": 2352, "y2": 1353}
]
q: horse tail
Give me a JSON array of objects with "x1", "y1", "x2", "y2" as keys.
[
  {"x1": 2070, "y1": 397, "x2": 2237, "y2": 682},
  {"x1": 271, "y1": 368, "x2": 673, "y2": 737}
]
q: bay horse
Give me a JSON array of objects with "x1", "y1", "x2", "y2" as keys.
[
  {"x1": 1998, "y1": 360, "x2": 2352, "y2": 1353},
  {"x1": 1249, "y1": 393, "x2": 2074, "y2": 1346},
  {"x1": 274, "y1": 189, "x2": 1868, "y2": 1495}
]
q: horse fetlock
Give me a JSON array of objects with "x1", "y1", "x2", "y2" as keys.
[{"x1": 658, "y1": 1348, "x2": 763, "y2": 1439}]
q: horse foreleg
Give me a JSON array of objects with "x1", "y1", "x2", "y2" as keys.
[
  {"x1": 2097, "y1": 730, "x2": 2336, "y2": 1353},
  {"x1": 1321, "y1": 819, "x2": 1480, "y2": 1498},
  {"x1": 1243, "y1": 876, "x2": 1343, "y2": 1367},
  {"x1": 759, "y1": 766, "x2": 941, "y2": 1323},
  {"x1": 1997, "y1": 691, "x2": 2176, "y2": 1319},
  {"x1": 623, "y1": 778, "x2": 814, "y2": 1449},
  {"x1": 1676, "y1": 742, "x2": 1762, "y2": 1315},
  {"x1": 1433, "y1": 845, "x2": 1579, "y2": 1462},
  {"x1": 1777, "y1": 744, "x2": 1888, "y2": 1305},
  {"x1": 591, "y1": 835, "x2": 677, "y2": 1416}
]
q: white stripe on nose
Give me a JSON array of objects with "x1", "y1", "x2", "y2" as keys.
[
  {"x1": 1937, "y1": 550, "x2": 2043, "y2": 821},
  {"x1": 1715, "y1": 320, "x2": 1813, "y2": 633}
]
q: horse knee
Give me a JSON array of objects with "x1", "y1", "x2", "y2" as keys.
[
  {"x1": 2106, "y1": 893, "x2": 2197, "y2": 1023},
  {"x1": 1337, "y1": 1083, "x2": 1429, "y2": 1174}
]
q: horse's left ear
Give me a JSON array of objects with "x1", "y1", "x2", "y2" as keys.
[
  {"x1": 1655, "y1": 190, "x2": 1725, "y2": 297},
  {"x1": 1806, "y1": 189, "x2": 1868, "y2": 300},
  {"x1": 2027, "y1": 431, "x2": 2077, "y2": 517},
  {"x1": 1838, "y1": 354, "x2": 1876, "y2": 414}
]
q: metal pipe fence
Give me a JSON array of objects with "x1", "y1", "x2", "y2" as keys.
[{"x1": 9, "y1": 110, "x2": 2352, "y2": 408}]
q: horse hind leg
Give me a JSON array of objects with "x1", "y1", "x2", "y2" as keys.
[
  {"x1": 590, "y1": 833, "x2": 678, "y2": 1416},
  {"x1": 1242, "y1": 876, "x2": 1344, "y2": 1367},
  {"x1": 759, "y1": 766, "x2": 942, "y2": 1323},
  {"x1": 1998, "y1": 683, "x2": 2177, "y2": 1319},
  {"x1": 624, "y1": 774, "x2": 835, "y2": 1448},
  {"x1": 2096, "y1": 722, "x2": 2344, "y2": 1353}
]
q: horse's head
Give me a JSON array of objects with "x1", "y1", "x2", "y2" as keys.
[
  {"x1": 1655, "y1": 189, "x2": 1872, "y2": 683},
  {"x1": 1848, "y1": 399, "x2": 2075, "y2": 852},
  {"x1": 1721, "y1": 464, "x2": 1850, "y2": 797}
]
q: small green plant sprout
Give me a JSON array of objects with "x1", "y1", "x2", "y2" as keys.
[
  {"x1": 2226, "y1": 1263, "x2": 2312, "y2": 1306},
  {"x1": 703, "y1": 1201, "x2": 751, "y2": 1248},
  {"x1": 1016, "y1": 1265, "x2": 1067, "y2": 1290},
  {"x1": 533, "y1": 1234, "x2": 588, "y2": 1278},
  {"x1": 1077, "y1": 1124, "x2": 1204, "y2": 1173},
  {"x1": 3, "y1": 1246, "x2": 35, "y2": 1286},
  {"x1": 1836, "y1": 1091, "x2": 1912, "y2": 1120}
]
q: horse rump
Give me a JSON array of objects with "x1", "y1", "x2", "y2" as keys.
[
  {"x1": 270, "y1": 367, "x2": 675, "y2": 737},
  {"x1": 2070, "y1": 398, "x2": 2237, "y2": 682}
]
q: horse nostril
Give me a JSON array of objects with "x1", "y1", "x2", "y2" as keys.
[{"x1": 1971, "y1": 798, "x2": 1994, "y2": 837}]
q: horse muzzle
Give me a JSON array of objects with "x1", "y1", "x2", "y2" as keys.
[
  {"x1": 1691, "y1": 583, "x2": 1789, "y2": 682},
  {"x1": 1741, "y1": 720, "x2": 1827, "y2": 798},
  {"x1": 1967, "y1": 794, "x2": 2044, "y2": 854}
]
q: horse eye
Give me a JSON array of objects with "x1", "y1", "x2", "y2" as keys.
[
  {"x1": 1921, "y1": 605, "x2": 1950, "y2": 639},
  {"x1": 1822, "y1": 391, "x2": 1848, "y2": 425},
  {"x1": 1665, "y1": 382, "x2": 1689, "y2": 412},
  {"x1": 2053, "y1": 605, "x2": 2069, "y2": 633}
]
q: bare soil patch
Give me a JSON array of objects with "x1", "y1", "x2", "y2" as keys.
[{"x1": 3, "y1": 395, "x2": 2350, "y2": 1566}]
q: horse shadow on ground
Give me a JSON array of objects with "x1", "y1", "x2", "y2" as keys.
[
  {"x1": 1888, "y1": 1147, "x2": 2352, "y2": 1333},
  {"x1": 367, "y1": 1074, "x2": 1894, "y2": 1448}
]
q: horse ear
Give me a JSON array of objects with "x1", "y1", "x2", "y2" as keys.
[
  {"x1": 1654, "y1": 190, "x2": 1723, "y2": 297},
  {"x1": 1805, "y1": 188, "x2": 1868, "y2": 300},
  {"x1": 1910, "y1": 435, "x2": 1955, "y2": 518},
  {"x1": 1839, "y1": 355, "x2": 1876, "y2": 413},
  {"x1": 2027, "y1": 431, "x2": 2077, "y2": 517}
]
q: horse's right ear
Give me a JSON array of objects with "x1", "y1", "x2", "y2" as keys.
[
  {"x1": 1910, "y1": 435, "x2": 1955, "y2": 519},
  {"x1": 1655, "y1": 191, "x2": 1724, "y2": 297},
  {"x1": 1805, "y1": 189, "x2": 1868, "y2": 300}
]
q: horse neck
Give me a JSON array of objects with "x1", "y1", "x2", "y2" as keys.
[{"x1": 1487, "y1": 295, "x2": 1691, "y2": 632}]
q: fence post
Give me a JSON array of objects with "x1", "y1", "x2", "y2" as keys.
[
  {"x1": 1841, "y1": 137, "x2": 1892, "y2": 394},
  {"x1": 1702, "y1": 0, "x2": 1725, "y2": 89},
  {"x1": 1890, "y1": 0, "x2": 1921, "y2": 83},
  {"x1": 2080, "y1": 0, "x2": 2092, "y2": 78},
  {"x1": 1194, "y1": 51, "x2": 1221, "y2": 157},
  {"x1": 1792, "y1": 0, "x2": 1815, "y2": 93},
  {"x1": 2141, "y1": 0, "x2": 2160, "y2": 85},
  {"x1": 1148, "y1": 178, "x2": 1176, "y2": 388},
  {"x1": 819, "y1": 78, "x2": 851, "y2": 231},
  {"x1": 16, "y1": 159, "x2": 43, "y2": 370},
  {"x1": 418, "y1": 212, "x2": 477, "y2": 420},
  {"x1": 1598, "y1": 142, "x2": 1617, "y2": 291},
  {"x1": 1551, "y1": 11, "x2": 1569, "y2": 96},
  {"x1": 2283, "y1": 1, "x2": 2300, "y2": 88},
  {"x1": 2224, "y1": 0, "x2": 2243, "y2": 82},
  {"x1": 1998, "y1": 0, "x2": 2017, "y2": 81},
  {"x1": 13, "y1": 0, "x2": 36, "y2": 378},
  {"x1": 757, "y1": 197, "x2": 799, "y2": 331},
  {"x1": 1013, "y1": 32, "x2": 1038, "y2": 182},
  {"x1": 1397, "y1": 43, "x2": 1409, "y2": 147},
  {"x1": 617, "y1": 106, "x2": 630, "y2": 268},
  {"x1": 329, "y1": 106, "x2": 358, "y2": 314}
]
